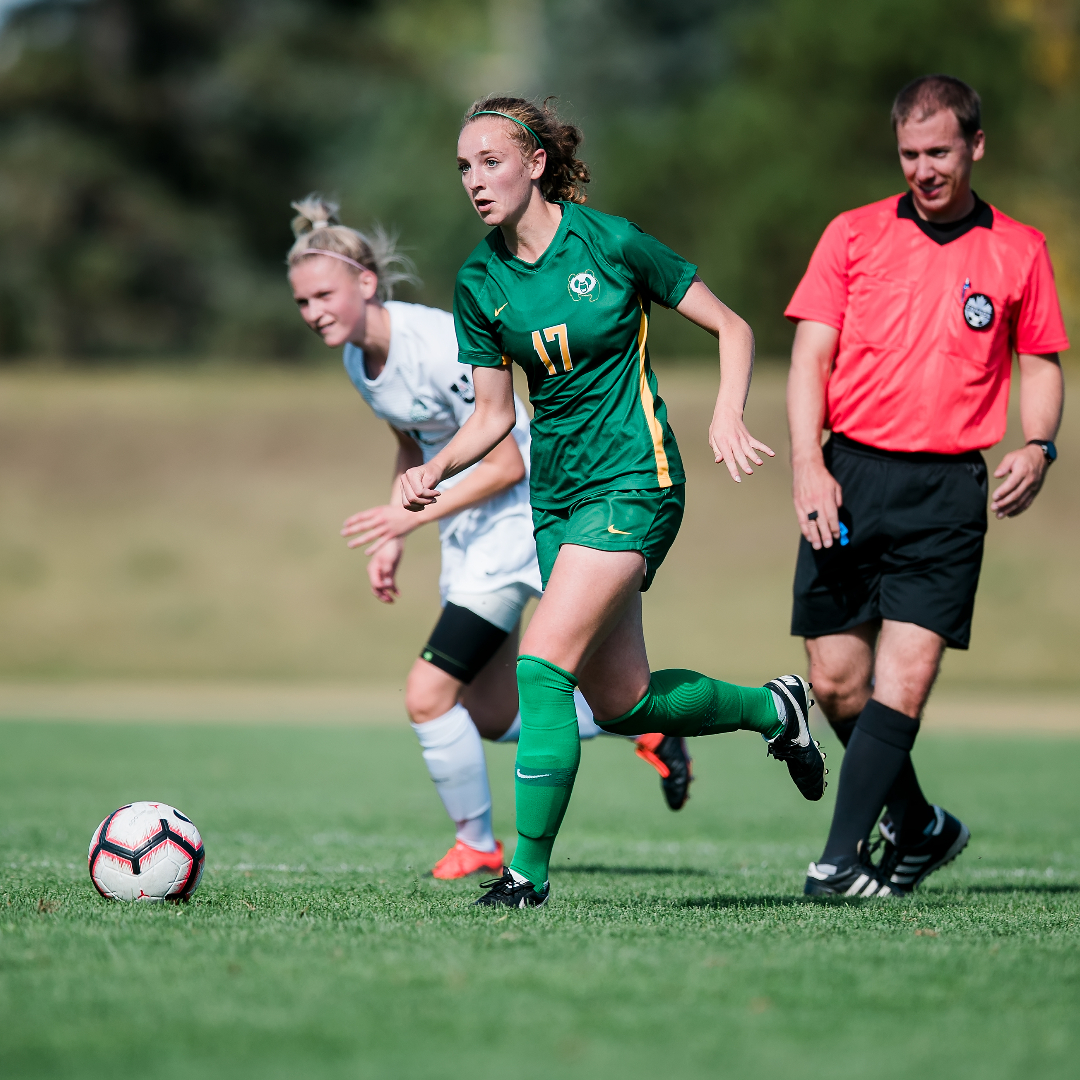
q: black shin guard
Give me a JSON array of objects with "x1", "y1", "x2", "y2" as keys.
[{"x1": 820, "y1": 700, "x2": 920, "y2": 864}]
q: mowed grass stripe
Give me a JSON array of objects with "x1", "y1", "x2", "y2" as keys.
[{"x1": 0, "y1": 721, "x2": 1077, "y2": 1079}]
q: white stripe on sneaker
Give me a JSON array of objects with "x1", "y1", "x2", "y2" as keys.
[{"x1": 846, "y1": 874, "x2": 870, "y2": 896}]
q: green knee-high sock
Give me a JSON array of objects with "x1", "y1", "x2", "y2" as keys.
[
  {"x1": 599, "y1": 669, "x2": 783, "y2": 739},
  {"x1": 510, "y1": 655, "x2": 581, "y2": 889}
]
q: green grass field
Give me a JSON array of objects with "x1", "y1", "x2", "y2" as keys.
[
  {"x1": 2, "y1": 363, "x2": 1077, "y2": 1075},
  {"x1": 1, "y1": 719, "x2": 1077, "y2": 1079}
]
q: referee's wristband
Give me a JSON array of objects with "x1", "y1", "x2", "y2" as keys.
[{"x1": 1026, "y1": 439, "x2": 1057, "y2": 464}]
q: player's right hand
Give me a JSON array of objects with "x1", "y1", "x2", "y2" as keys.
[
  {"x1": 367, "y1": 540, "x2": 403, "y2": 604},
  {"x1": 792, "y1": 458, "x2": 843, "y2": 550},
  {"x1": 401, "y1": 463, "x2": 442, "y2": 511}
]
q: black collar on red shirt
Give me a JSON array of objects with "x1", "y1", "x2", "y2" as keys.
[{"x1": 896, "y1": 191, "x2": 993, "y2": 245}]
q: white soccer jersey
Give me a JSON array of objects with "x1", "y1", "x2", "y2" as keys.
[{"x1": 343, "y1": 301, "x2": 541, "y2": 599}]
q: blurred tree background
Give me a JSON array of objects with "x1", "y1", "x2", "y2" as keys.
[{"x1": 0, "y1": 0, "x2": 1076, "y2": 362}]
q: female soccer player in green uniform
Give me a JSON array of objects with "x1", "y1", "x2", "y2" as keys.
[{"x1": 402, "y1": 96, "x2": 826, "y2": 907}]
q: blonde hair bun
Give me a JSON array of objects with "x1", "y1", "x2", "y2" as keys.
[
  {"x1": 290, "y1": 196, "x2": 341, "y2": 238},
  {"x1": 286, "y1": 193, "x2": 419, "y2": 302}
]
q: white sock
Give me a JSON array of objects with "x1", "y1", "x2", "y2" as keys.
[
  {"x1": 495, "y1": 691, "x2": 602, "y2": 744},
  {"x1": 769, "y1": 691, "x2": 786, "y2": 738},
  {"x1": 495, "y1": 713, "x2": 521, "y2": 743},
  {"x1": 574, "y1": 690, "x2": 603, "y2": 739},
  {"x1": 411, "y1": 704, "x2": 496, "y2": 853}
]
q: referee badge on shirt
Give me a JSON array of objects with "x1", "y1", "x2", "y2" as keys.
[{"x1": 960, "y1": 278, "x2": 994, "y2": 330}]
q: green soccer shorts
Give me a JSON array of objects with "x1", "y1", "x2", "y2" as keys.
[{"x1": 532, "y1": 485, "x2": 685, "y2": 592}]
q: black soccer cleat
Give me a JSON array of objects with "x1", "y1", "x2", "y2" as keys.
[
  {"x1": 634, "y1": 733, "x2": 694, "y2": 810},
  {"x1": 475, "y1": 868, "x2": 550, "y2": 909},
  {"x1": 764, "y1": 675, "x2": 827, "y2": 801},
  {"x1": 876, "y1": 805, "x2": 970, "y2": 891},
  {"x1": 805, "y1": 843, "x2": 906, "y2": 898}
]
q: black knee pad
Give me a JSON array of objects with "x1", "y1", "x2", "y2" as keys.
[{"x1": 420, "y1": 603, "x2": 509, "y2": 685}]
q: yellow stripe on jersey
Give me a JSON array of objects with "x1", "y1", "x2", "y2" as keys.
[{"x1": 635, "y1": 298, "x2": 671, "y2": 488}]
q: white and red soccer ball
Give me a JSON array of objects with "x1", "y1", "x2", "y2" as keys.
[{"x1": 88, "y1": 802, "x2": 205, "y2": 902}]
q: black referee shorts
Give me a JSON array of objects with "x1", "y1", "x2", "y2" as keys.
[{"x1": 791, "y1": 433, "x2": 988, "y2": 650}]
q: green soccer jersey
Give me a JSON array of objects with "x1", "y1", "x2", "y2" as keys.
[{"x1": 454, "y1": 201, "x2": 696, "y2": 509}]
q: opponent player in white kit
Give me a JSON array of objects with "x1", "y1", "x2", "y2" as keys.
[{"x1": 286, "y1": 196, "x2": 692, "y2": 879}]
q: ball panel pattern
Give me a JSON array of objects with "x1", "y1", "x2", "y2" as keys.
[{"x1": 88, "y1": 802, "x2": 205, "y2": 902}]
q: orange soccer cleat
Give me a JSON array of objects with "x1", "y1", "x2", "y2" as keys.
[
  {"x1": 430, "y1": 839, "x2": 505, "y2": 880},
  {"x1": 634, "y1": 732, "x2": 694, "y2": 810}
]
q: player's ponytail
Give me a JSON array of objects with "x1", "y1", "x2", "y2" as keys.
[
  {"x1": 462, "y1": 96, "x2": 590, "y2": 204},
  {"x1": 286, "y1": 195, "x2": 419, "y2": 301}
]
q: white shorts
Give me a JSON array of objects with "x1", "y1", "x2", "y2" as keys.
[{"x1": 445, "y1": 581, "x2": 541, "y2": 633}]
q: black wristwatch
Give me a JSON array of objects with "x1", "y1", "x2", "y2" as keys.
[{"x1": 1027, "y1": 439, "x2": 1057, "y2": 464}]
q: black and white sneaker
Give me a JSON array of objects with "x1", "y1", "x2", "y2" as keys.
[
  {"x1": 764, "y1": 675, "x2": 827, "y2": 801},
  {"x1": 876, "y1": 805, "x2": 970, "y2": 891},
  {"x1": 475, "y1": 868, "x2": 550, "y2": 908},
  {"x1": 805, "y1": 844, "x2": 905, "y2": 898}
]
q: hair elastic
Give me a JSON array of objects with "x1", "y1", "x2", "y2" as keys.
[
  {"x1": 299, "y1": 248, "x2": 368, "y2": 272},
  {"x1": 470, "y1": 110, "x2": 544, "y2": 150}
]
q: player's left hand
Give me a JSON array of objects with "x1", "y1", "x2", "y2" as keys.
[
  {"x1": 342, "y1": 503, "x2": 420, "y2": 553},
  {"x1": 991, "y1": 444, "x2": 1048, "y2": 518},
  {"x1": 708, "y1": 406, "x2": 775, "y2": 483}
]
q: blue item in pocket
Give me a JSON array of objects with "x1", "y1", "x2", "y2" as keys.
[{"x1": 839, "y1": 522, "x2": 850, "y2": 547}]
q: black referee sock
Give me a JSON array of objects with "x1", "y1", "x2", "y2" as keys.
[
  {"x1": 828, "y1": 713, "x2": 934, "y2": 846},
  {"x1": 820, "y1": 700, "x2": 920, "y2": 865},
  {"x1": 828, "y1": 717, "x2": 858, "y2": 748},
  {"x1": 885, "y1": 759, "x2": 935, "y2": 845}
]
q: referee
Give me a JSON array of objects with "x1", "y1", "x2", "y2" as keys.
[{"x1": 785, "y1": 75, "x2": 1069, "y2": 897}]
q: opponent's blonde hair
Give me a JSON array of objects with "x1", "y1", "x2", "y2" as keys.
[{"x1": 287, "y1": 194, "x2": 419, "y2": 301}]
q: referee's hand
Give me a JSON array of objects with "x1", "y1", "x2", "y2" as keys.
[
  {"x1": 991, "y1": 444, "x2": 1048, "y2": 519},
  {"x1": 792, "y1": 459, "x2": 844, "y2": 550}
]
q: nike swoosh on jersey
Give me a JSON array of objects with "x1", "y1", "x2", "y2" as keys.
[
  {"x1": 516, "y1": 769, "x2": 552, "y2": 779},
  {"x1": 494, "y1": 303, "x2": 509, "y2": 317},
  {"x1": 607, "y1": 525, "x2": 631, "y2": 535}
]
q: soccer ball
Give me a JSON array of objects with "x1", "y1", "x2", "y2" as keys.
[{"x1": 88, "y1": 802, "x2": 205, "y2": 902}]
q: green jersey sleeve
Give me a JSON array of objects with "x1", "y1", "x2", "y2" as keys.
[
  {"x1": 453, "y1": 246, "x2": 508, "y2": 369},
  {"x1": 603, "y1": 218, "x2": 697, "y2": 310}
]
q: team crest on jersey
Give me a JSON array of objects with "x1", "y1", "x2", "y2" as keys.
[
  {"x1": 568, "y1": 270, "x2": 598, "y2": 302},
  {"x1": 409, "y1": 398, "x2": 431, "y2": 422}
]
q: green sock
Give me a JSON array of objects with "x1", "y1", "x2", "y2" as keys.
[
  {"x1": 509, "y1": 655, "x2": 581, "y2": 889},
  {"x1": 599, "y1": 668, "x2": 783, "y2": 739}
]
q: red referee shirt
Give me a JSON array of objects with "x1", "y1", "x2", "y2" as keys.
[{"x1": 785, "y1": 193, "x2": 1070, "y2": 454}]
